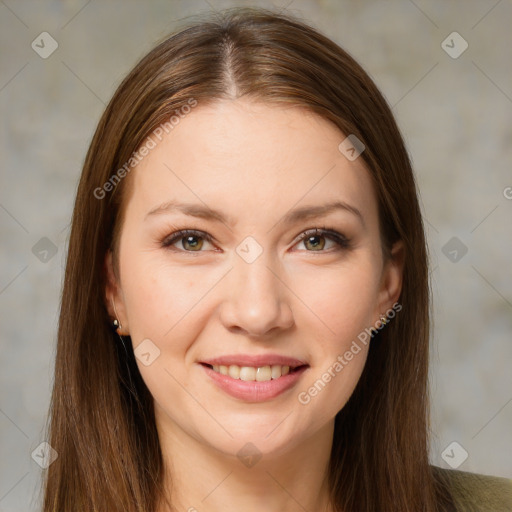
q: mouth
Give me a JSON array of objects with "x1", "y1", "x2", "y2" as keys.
[
  {"x1": 198, "y1": 354, "x2": 310, "y2": 401},
  {"x1": 199, "y1": 362, "x2": 308, "y2": 382}
]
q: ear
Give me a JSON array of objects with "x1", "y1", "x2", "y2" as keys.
[
  {"x1": 375, "y1": 239, "x2": 405, "y2": 317},
  {"x1": 104, "y1": 250, "x2": 129, "y2": 335}
]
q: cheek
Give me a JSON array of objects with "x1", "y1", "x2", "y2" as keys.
[
  {"x1": 120, "y1": 249, "x2": 232, "y2": 363},
  {"x1": 119, "y1": 256, "x2": 219, "y2": 410},
  {"x1": 122, "y1": 261, "x2": 199, "y2": 338},
  {"x1": 291, "y1": 257, "x2": 378, "y2": 417},
  {"x1": 291, "y1": 255, "x2": 381, "y2": 344}
]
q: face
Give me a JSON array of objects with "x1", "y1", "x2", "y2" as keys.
[{"x1": 105, "y1": 98, "x2": 403, "y2": 460}]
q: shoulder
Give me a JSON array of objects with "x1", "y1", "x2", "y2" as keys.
[{"x1": 432, "y1": 465, "x2": 512, "y2": 512}]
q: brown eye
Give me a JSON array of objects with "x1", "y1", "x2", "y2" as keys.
[
  {"x1": 295, "y1": 228, "x2": 350, "y2": 252},
  {"x1": 303, "y1": 234, "x2": 327, "y2": 251},
  {"x1": 162, "y1": 230, "x2": 214, "y2": 252},
  {"x1": 180, "y1": 235, "x2": 204, "y2": 251}
]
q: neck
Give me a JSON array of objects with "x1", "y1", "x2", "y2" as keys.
[{"x1": 155, "y1": 413, "x2": 335, "y2": 512}]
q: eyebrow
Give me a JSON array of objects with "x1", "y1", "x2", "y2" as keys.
[{"x1": 145, "y1": 199, "x2": 365, "y2": 228}]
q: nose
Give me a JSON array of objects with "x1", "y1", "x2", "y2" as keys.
[{"x1": 219, "y1": 254, "x2": 294, "y2": 338}]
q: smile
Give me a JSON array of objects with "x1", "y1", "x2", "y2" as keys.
[
  {"x1": 206, "y1": 363, "x2": 294, "y2": 381},
  {"x1": 199, "y1": 362, "x2": 309, "y2": 402}
]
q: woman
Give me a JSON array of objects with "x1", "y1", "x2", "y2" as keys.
[{"x1": 40, "y1": 6, "x2": 512, "y2": 511}]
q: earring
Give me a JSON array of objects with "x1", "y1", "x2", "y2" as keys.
[
  {"x1": 380, "y1": 314, "x2": 387, "y2": 325},
  {"x1": 111, "y1": 299, "x2": 130, "y2": 360},
  {"x1": 111, "y1": 298, "x2": 125, "y2": 335}
]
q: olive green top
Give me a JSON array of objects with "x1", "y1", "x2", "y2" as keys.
[{"x1": 433, "y1": 466, "x2": 512, "y2": 511}]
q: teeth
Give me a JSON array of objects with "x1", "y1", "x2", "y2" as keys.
[
  {"x1": 271, "y1": 365, "x2": 281, "y2": 379},
  {"x1": 210, "y1": 364, "x2": 292, "y2": 381},
  {"x1": 256, "y1": 366, "x2": 271, "y2": 381},
  {"x1": 228, "y1": 365, "x2": 240, "y2": 379},
  {"x1": 240, "y1": 366, "x2": 256, "y2": 381}
]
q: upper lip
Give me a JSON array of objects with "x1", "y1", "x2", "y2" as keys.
[{"x1": 199, "y1": 354, "x2": 308, "y2": 368}]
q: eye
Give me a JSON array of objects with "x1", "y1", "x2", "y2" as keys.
[
  {"x1": 161, "y1": 227, "x2": 351, "y2": 253},
  {"x1": 294, "y1": 227, "x2": 351, "y2": 252},
  {"x1": 161, "y1": 229, "x2": 216, "y2": 252}
]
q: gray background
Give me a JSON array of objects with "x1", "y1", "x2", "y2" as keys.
[{"x1": 1, "y1": 0, "x2": 511, "y2": 510}]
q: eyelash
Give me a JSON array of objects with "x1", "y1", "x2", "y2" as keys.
[{"x1": 160, "y1": 227, "x2": 351, "y2": 253}]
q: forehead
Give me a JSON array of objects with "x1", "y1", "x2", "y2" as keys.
[{"x1": 125, "y1": 98, "x2": 378, "y2": 227}]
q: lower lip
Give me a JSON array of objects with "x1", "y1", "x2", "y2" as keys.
[{"x1": 200, "y1": 364, "x2": 309, "y2": 402}]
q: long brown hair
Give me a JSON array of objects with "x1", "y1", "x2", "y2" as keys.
[{"x1": 41, "y1": 6, "x2": 454, "y2": 511}]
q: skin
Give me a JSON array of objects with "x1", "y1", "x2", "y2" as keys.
[{"x1": 105, "y1": 98, "x2": 404, "y2": 512}]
